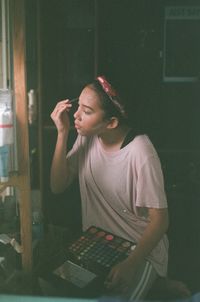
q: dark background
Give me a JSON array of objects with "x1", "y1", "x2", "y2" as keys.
[{"x1": 26, "y1": 0, "x2": 200, "y2": 294}]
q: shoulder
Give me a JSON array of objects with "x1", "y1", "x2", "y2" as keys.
[
  {"x1": 128, "y1": 134, "x2": 160, "y2": 167},
  {"x1": 132, "y1": 134, "x2": 157, "y2": 155}
]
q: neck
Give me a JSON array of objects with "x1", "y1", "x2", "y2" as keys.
[{"x1": 98, "y1": 125, "x2": 131, "y2": 151}]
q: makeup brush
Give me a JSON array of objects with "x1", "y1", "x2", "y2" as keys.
[{"x1": 69, "y1": 97, "x2": 78, "y2": 104}]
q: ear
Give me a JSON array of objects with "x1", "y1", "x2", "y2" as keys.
[{"x1": 106, "y1": 117, "x2": 119, "y2": 129}]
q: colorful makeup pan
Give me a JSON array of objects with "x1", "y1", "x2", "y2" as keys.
[{"x1": 68, "y1": 226, "x2": 136, "y2": 274}]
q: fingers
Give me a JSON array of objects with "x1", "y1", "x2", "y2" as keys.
[
  {"x1": 50, "y1": 99, "x2": 73, "y2": 133},
  {"x1": 104, "y1": 269, "x2": 115, "y2": 289},
  {"x1": 104, "y1": 269, "x2": 129, "y2": 295},
  {"x1": 50, "y1": 99, "x2": 72, "y2": 121},
  {"x1": 105, "y1": 270, "x2": 124, "y2": 291},
  {"x1": 53, "y1": 99, "x2": 72, "y2": 114},
  {"x1": 105, "y1": 278, "x2": 129, "y2": 295}
]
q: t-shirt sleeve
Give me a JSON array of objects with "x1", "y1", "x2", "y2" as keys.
[{"x1": 136, "y1": 155, "x2": 168, "y2": 209}]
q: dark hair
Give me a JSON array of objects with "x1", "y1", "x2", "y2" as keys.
[{"x1": 87, "y1": 79, "x2": 129, "y2": 125}]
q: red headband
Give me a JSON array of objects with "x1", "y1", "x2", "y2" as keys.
[
  {"x1": 96, "y1": 75, "x2": 127, "y2": 118},
  {"x1": 96, "y1": 75, "x2": 118, "y2": 98}
]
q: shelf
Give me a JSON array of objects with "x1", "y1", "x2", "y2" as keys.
[{"x1": 0, "y1": 0, "x2": 33, "y2": 273}]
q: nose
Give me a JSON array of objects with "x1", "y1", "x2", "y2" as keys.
[{"x1": 74, "y1": 107, "x2": 81, "y2": 120}]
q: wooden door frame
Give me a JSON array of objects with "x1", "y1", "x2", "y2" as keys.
[{"x1": 11, "y1": 0, "x2": 32, "y2": 272}]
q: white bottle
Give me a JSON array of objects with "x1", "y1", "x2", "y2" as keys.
[
  {"x1": 0, "y1": 89, "x2": 13, "y2": 182},
  {"x1": 0, "y1": 89, "x2": 14, "y2": 146}
]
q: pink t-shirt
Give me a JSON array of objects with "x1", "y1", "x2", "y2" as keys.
[{"x1": 66, "y1": 134, "x2": 168, "y2": 276}]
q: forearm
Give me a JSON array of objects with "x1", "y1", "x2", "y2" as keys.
[
  {"x1": 105, "y1": 208, "x2": 169, "y2": 293},
  {"x1": 50, "y1": 132, "x2": 69, "y2": 193},
  {"x1": 127, "y1": 208, "x2": 169, "y2": 267}
]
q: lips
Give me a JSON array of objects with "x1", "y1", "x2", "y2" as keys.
[{"x1": 74, "y1": 122, "x2": 80, "y2": 129}]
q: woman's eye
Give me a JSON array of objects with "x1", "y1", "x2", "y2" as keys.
[{"x1": 84, "y1": 110, "x2": 92, "y2": 115}]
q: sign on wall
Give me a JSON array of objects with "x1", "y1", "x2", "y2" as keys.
[{"x1": 163, "y1": 6, "x2": 200, "y2": 82}]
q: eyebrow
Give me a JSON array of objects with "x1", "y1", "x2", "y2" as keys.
[{"x1": 79, "y1": 102, "x2": 94, "y2": 112}]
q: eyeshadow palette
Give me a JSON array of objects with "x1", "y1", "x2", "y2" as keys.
[
  {"x1": 66, "y1": 225, "x2": 136, "y2": 275},
  {"x1": 52, "y1": 226, "x2": 136, "y2": 292}
]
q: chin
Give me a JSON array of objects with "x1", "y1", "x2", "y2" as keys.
[
  {"x1": 77, "y1": 129, "x2": 95, "y2": 137},
  {"x1": 76, "y1": 129, "x2": 88, "y2": 136}
]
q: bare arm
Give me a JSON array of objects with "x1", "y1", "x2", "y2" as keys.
[
  {"x1": 50, "y1": 100, "x2": 72, "y2": 193},
  {"x1": 105, "y1": 207, "x2": 169, "y2": 292},
  {"x1": 127, "y1": 207, "x2": 169, "y2": 266}
]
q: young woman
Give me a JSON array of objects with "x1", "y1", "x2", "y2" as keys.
[{"x1": 50, "y1": 76, "x2": 169, "y2": 300}]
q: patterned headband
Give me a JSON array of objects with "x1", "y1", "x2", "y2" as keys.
[
  {"x1": 96, "y1": 75, "x2": 118, "y2": 99},
  {"x1": 96, "y1": 75, "x2": 127, "y2": 118}
]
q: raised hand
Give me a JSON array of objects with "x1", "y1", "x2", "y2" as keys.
[{"x1": 50, "y1": 99, "x2": 72, "y2": 133}]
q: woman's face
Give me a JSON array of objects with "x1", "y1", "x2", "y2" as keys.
[{"x1": 74, "y1": 86, "x2": 109, "y2": 136}]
